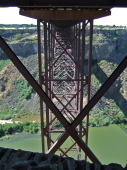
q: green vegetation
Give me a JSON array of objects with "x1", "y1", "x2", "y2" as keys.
[
  {"x1": 89, "y1": 115, "x2": 127, "y2": 127},
  {"x1": 0, "y1": 107, "x2": 18, "y2": 120},
  {"x1": 0, "y1": 114, "x2": 15, "y2": 120},
  {"x1": 0, "y1": 106, "x2": 38, "y2": 123},
  {"x1": 92, "y1": 74, "x2": 102, "y2": 88},
  {"x1": 0, "y1": 121, "x2": 40, "y2": 138},
  {"x1": 98, "y1": 60, "x2": 118, "y2": 72},
  {"x1": 0, "y1": 106, "x2": 25, "y2": 120},
  {"x1": 91, "y1": 60, "x2": 118, "y2": 90},
  {"x1": 0, "y1": 59, "x2": 10, "y2": 71},
  {"x1": 93, "y1": 25, "x2": 126, "y2": 29},
  {"x1": 33, "y1": 113, "x2": 127, "y2": 128},
  {"x1": 12, "y1": 80, "x2": 33, "y2": 100},
  {"x1": 11, "y1": 33, "x2": 26, "y2": 41}
]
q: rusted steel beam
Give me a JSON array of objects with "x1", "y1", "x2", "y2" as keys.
[
  {"x1": 44, "y1": 22, "x2": 50, "y2": 149},
  {"x1": 79, "y1": 20, "x2": 86, "y2": 160},
  {"x1": 85, "y1": 19, "x2": 93, "y2": 160},
  {"x1": 0, "y1": 36, "x2": 101, "y2": 164},
  {"x1": 45, "y1": 133, "x2": 69, "y2": 157},
  {"x1": 20, "y1": 10, "x2": 111, "y2": 21},
  {"x1": 37, "y1": 19, "x2": 45, "y2": 153},
  {"x1": 47, "y1": 130, "x2": 101, "y2": 164}
]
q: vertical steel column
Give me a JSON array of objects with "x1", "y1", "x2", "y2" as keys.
[
  {"x1": 76, "y1": 22, "x2": 82, "y2": 160},
  {"x1": 44, "y1": 21, "x2": 51, "y2": 149},
  {"x1": 37, "y1": 19, "x2": 45, "y2": 153},
  {"x1": 48, "y1": 23, "x2": 52, "y2": 149},
  {"x1": 85, "y1": 20, "x2": 93, "y2": 160},
  {"x1": 80, "y1": 21, "x2": 86, "y2": 160}
]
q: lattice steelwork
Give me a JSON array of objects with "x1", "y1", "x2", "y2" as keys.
[{"x1": 38, "y1": 20, "x2": 93, "y2": 160}]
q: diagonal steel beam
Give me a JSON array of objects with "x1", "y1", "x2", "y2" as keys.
[
  {"x1": 0, "y1": 36, "x2": 101, "y2": 164},
  {"x1": 47, "y1": 54, "x2": 127, "y2": 156}
]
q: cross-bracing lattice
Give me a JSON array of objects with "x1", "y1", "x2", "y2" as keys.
[{"x1": 41, "y1": 21, "x2": 91, "y2": 159}]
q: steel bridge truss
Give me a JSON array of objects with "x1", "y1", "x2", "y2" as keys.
[
  {"x1": 16, "y1": 7, "x2": 111, "y2": 163},
  {"x1": 37, "y1": 20, "x2": 93, "y2": 160},
  {"x1": 1, "y1": 34, "x2": 127, "y2": 164}
]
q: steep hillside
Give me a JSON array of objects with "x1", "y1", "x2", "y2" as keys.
[
  {"x1": 0, "y1": 27, "x2": 40, "y2": 116},
  {"x1": 0, "y1": 25, "x2": 127, "y2": 124}
]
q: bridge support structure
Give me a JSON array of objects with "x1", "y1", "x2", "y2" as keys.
[
  {"x1": 37, "y1": 19, "x2": 93, "y2": 159},
  {"x1": 20, "y1": 7, "x2": 111, "y2": 161},
  {"x1": 0, "y1": 7, "x2": 113, "y2": 163},
  {"x1": 1, "y1": 35, "x2": 127, "y2": 163}
]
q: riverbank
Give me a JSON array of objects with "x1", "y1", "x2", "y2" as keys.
[
  {"x1": 1, "y1": 117, "x2": 127, "y2": 139},
  {"x1": 0, "y1": 121, "x2": 40, "y2": 138},
  {"x1": 0, "y1": 119, "x2": 20, "y2": 124}
]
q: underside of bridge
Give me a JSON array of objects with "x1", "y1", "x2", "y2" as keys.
[
  {"x1": 0, "y1": 0, "x2": 127, "y2": 165},
  {"x1": 20, "y1": 7, "x2": 111, "y2": 163}
]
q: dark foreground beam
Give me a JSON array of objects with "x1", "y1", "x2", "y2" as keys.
[{"x1": 0, "y1": 0, "x2": 127, "y2": 7}]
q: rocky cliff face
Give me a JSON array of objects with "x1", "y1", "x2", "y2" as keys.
[
  {"x1": 92, "y1": 27, "x2": 127, "y2": 62},
  {"x1": 0, "y1": 26, "x2": 127, "y2": 116}
]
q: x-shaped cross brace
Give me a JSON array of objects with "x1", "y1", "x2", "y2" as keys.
[{"x1": 1, "y1": 36, "x2": 127, "y2": 164}]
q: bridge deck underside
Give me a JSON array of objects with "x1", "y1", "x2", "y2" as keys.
[{"x1": 20, "y1": 8, "x2": 111, "y2": 28}]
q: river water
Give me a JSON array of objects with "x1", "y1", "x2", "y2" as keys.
[{"x1": 0, "y1": 124, "x2": 127, "y2": 167}]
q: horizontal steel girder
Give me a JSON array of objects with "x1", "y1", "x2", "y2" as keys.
[
  {"x1": 20, "y1": 10, "x2": 111, "y2": 21},
  {"x1": 0, "y1": 0, "x2": 127, "y2": 7}
]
